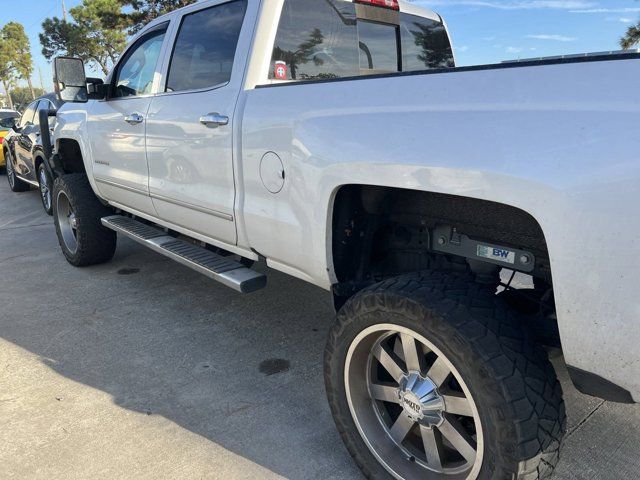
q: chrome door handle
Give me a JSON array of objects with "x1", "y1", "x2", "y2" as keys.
[
  {"x1": 199, "y1": 113, "x2": 229, "y2": 128},
  {"x1": 124, "y1": 113, "x2": 144, "y2": 125}
]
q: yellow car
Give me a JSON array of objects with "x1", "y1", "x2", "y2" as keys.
[{"x1": 0, "y1": 110, "x2": 20, "y2": 169}]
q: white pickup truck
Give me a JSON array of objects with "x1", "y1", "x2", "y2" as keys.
[{"x1": 43, "y1": 0, "x2": 639, "y2": 478}]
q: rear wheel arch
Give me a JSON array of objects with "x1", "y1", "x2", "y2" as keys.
[
  {"x1": 328, "y1": 185, "x2": 559, "y2": 346},
  {"x1": 330, "y1": 184, "x2": 552, "y2": 283}
]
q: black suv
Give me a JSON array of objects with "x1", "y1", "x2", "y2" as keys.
[{"x1": 3, "y1": 93, "x2": 64, "y2": 215}]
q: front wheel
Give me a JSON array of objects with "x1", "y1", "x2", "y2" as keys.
[
  {"x1": 53, "y1": 174, "x2": 117, "y2": 266},
  {"x1": 324, "y1": 271, "x2": 566, "y2": 480}
]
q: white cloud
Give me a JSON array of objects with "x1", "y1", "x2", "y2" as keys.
[
  {"x1": 506, "y1": 46, "x2": 524, "y2": 53},
  {"x1": 611, "y1": 17, "x2": 634, "y2": 23},
  {"x1": 570, "y1": 8, "x2": 640, "y2": 13},
  {"x1": 527, "y1": 34, "x2": 578, "y2": 41},
  {"x1": 456, "y1": 46, "x2": 470, "y2": 52}
]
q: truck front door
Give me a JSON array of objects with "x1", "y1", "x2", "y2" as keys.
[
  {"x1": 145, "y1": 0, "x2": 248, "y2": 246},
  {"x1": 88, "y1": 23, "x2": 169, "y2": 216}
]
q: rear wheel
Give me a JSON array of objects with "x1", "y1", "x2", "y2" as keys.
[
  {"x1": 325, "y1": 271, "x2": 566, "y2": 480},
  {"x1": 5, "y1": 149, "x2": 30, "y2": 192},
  {"x1": 37, "y1": 162, "x2": 53, "y2": 215},
  {"x1": 53, "y1": 174, "x2": 117, "y2": 266}
]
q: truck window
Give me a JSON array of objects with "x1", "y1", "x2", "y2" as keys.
[
  {"x1": 400, "y1": 14, "x2": 454, "y2": 71},
  {"x1": 270, "y1": 0, "x2": 359, "y2": 81},
  {"x1": 358, "y1": 20, "x2": 400, "y2": 73},
  {"x1": 166, "y1": 0, "x2": 247, "y2": 93},
  {"x1": 113, "y1": 27, "x2": 167, "y2": 98}
]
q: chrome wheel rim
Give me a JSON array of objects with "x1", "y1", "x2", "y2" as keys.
[
  {"x1": 39, "y1": 168, "x2": 51, "y2": 211},
  {"x1": 56, "y1": 190, "x2": 78, "y2": 253},
  {"x1": 345, "y1": 324, "x2": 483, "y2": 480},
  {"x1": 6, "y1": 153, "x2": 15, "y2": 189}
]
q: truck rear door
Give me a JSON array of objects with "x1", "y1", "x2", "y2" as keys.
[{"x1": 145, "y1": 0, "x2": 250, "y2": 246}]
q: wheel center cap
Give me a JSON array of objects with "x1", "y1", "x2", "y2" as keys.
[{"x1": 398, "y1": 372, "x2": 444, "y2": 427}]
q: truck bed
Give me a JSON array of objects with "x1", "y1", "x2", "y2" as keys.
[{"x1": 241, "y1": 53, "x2": 640, "y2": 400}]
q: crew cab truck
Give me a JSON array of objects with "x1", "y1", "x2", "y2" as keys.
[{"x1": 45, "y1": 0, "x2": 639, "y2": 478}]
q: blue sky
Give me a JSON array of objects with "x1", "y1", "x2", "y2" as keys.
[
  {"x1": 416, "y1": 0, "x2": 640, "y2": 66},
  {"x1": 2, "y1": 0, "x2": 640, "y2": 93}
]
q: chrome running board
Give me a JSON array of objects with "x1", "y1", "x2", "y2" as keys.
[{"x1": 101, "y1": 215, "x2": 266, "y2": 293}]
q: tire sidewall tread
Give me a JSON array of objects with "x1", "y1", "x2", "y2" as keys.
[
  {"x1": 324, "y1": 271, "x2": 566, "y2": 480},
  {"x1": 52, "y1": 173, "x2": 116, "y2": 267}
]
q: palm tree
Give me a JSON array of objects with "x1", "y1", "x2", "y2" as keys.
[{"x1": 621, "y1": 23, "x2": 640, "y2": 49}]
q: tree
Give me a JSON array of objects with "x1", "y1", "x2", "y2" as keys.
[
  {"x1": 40, "y1": 0, "x2": 127, "y2": 75},
  {"x1": 621, "y1": 23, "x2": 640, "y2": 49},
  {"x1": 123, "y1": 0, "x2": 196, "y2": 34},
  {"x1": 10, "y1": 86, "x2": 46, "y2": 111},
  {"x1": 0, "y1": 25, "x2": 18, "y2": 109},
  {"x1": 272, "y1": 28, "x2": 326, "y2": 80},
  {"x1": 2, "y1": 22, "x2": 36, "y2": 100}
]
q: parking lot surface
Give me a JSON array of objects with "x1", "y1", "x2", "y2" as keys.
[{"x1": 1, "y1": 180, "x2": 639, "y2": 480}]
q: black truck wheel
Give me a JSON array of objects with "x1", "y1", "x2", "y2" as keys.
[
  {"x1": 53, "y1": 174, "x2": 117, "y2": 266},
  {"x1": 5, "y1": 149, "x2": 30, "y2": 192},
  {"x1": 325, "y1": 271, "x2": 565, "y2": 480}
]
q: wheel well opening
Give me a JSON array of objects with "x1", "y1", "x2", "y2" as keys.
[
  {"x1": 56, "y1": 139, "x2": 86, "y2": 174},
  {"x1": 332, "y1": 185, "x2": 551, "y2": 284},
  {"x1": 331, "y1": 185, "x2": 559, "y2": 345}
]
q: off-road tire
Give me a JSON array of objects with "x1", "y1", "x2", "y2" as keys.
[
  {"x1": 325, "y1": 270, "x2": 566, "y2": 480},
  {"x1": 53, "y1": 174, "x2": 117, "y2": 266},
  {"x1": 5, "y1": 149, "x2": 30, "y2": 192}
]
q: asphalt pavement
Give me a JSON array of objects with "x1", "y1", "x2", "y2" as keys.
[{"x1": 1, "y1": 178, "x2": 638, "y2": 479}]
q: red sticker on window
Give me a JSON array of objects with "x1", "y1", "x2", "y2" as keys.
[{"x1": 274, "y1": 61, "x2": 288, "y2": 80}]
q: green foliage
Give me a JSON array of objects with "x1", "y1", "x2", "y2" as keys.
[
  {"x1": 1, "y1": 22, "x2": 36, "y2": 109},
  {"x1": 10, "y1": 86, "x2": 46, "y2": 111},
  {"x1": 620, "y1": 23, "x2": 640, "y2": 49},
  {"x1": 39, "y1": 0, "x2": 195, "y2": 76},
  {"x1": 3, "y1": 23, "x2": 33, "y2": 81},
  {"x1": 40, "y1": 0, "x2": 128, "y2": 75},
  {"x1": 123, "y1": 0, "x2": 197, "y2": 34}
]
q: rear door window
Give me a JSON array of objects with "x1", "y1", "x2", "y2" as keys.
[
  {"x1": 166, "y1": 0, "x2": 247, "y2": 93},
  {"x1": 358, "y1": 20, "x2": 400, "y2": 73},
  {"x1": 270, "y1": 0, "x2": 359, "y2": 81},
  {"x1": 269, "y1": 2, "x2": 454, "y2": 82},
  {"x1": 400, "y1": 14, "x2": 455, "y2": 71}
]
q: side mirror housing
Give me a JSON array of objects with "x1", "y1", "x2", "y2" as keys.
[
  {"x1": 87, "y1": 77, "x2": 107, "y2": 100},
  {"x1": 54, "y1": 57, "x2": 88, "y2": 103}
]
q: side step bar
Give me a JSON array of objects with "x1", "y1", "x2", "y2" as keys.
[{"x1": 101, "y1": 215, "x2": 266, "y2": 293}]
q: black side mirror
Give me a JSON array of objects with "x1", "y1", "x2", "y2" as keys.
[
  {"x1": 54, "y1": 57, "x2": 88, "y2": 103},
  {"x1": 87, "y1": 77, "x2": 107, "y2": 100}
]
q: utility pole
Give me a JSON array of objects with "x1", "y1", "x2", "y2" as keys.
[{"x1": 62, "y1": 0, "x2": 68, "y2": 21}]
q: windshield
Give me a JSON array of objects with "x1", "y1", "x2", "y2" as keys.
[{"x1": 0, "y1": 114, "x2": 18, "y2": 130}]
